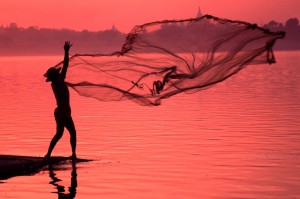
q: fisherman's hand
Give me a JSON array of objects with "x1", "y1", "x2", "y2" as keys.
[{"x1": 64, "y1": 41, "x2": 72, "y2": 52}]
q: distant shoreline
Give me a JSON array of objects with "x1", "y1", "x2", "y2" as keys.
[
  {"x1": 0, "y1": 48, "x2": 299, "y2": 57},
  {"x1": 1, "y1": 17, "x2": 299, "y2": 56}
]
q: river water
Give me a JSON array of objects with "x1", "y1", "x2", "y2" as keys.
[{"x1": 0, "y1": 51, "x2": 299, "y2": 198}]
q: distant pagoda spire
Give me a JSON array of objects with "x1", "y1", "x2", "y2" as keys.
[
  {"x1": 111, "y1": 22, "x2": 117, "y2": 31},
  {"x1": 196, "y1": 6, "x2": 203, "y2": 18}
]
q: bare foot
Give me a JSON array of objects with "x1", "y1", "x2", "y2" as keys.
[
  {"x1": 42, "y1": 155, "x2": 51, "y2": 163},
  {"x1": 71, "y1": 154, "x2": 77, "y2": 162}
]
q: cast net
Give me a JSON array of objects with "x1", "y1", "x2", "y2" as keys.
[{"x1": 52, "y1": 15, "x2": 285, "y2": 106}]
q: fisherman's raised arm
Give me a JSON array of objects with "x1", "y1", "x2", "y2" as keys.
[{"x1": 61, "y1": 41, "x2": 72, "y2": 79}]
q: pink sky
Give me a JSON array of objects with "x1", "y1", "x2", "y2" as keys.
[{"x1": 0, "y1": 0, "x2": 299, "y2": 32}]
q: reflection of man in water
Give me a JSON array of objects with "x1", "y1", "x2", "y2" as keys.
[
  {"x1": 44, "y1": 41, "x2": 77, "y2": 159},
  {"x1": 49, "y1": 162, "x2": 77, "y2": 199}
]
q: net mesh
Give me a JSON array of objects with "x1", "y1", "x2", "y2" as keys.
[{"x1": 52, "y1": 15, "x2": 285, "y2": 106}]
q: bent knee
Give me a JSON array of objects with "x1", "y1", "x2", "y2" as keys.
[{"x1": 53, "y1": 133, "x2": 63, "y2": 140}]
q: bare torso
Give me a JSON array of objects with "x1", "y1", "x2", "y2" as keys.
[{"x1": 51, "y1": 77, "x2": 70, "y2": 109}]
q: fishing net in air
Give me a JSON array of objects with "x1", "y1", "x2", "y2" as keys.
[{"x1": 52, "y1": 15, "x2": 285, "y2": 106}]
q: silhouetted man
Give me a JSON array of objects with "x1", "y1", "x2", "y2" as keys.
[{"x1": 44, "y1": 41, "x2": 77, "y2": 160}]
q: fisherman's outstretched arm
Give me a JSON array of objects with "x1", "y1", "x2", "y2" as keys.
[{"x1": 61, "y1": 41, "x2": 72, "y2": 79}]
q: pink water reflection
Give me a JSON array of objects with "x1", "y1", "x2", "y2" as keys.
[{"x1": 0, "y1": 53, "x2": 300, "y2": 198}]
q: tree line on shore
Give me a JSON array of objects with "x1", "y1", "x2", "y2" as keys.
[
  {"x1": 263, "y1": 17, "x2": 300, "y2": 50},
  {"x1": 0, "y1": 17, "x2": 299, "y2": 55},
  {"x1": 0, "y1": 24, "x2": 126, "y2": 55}
]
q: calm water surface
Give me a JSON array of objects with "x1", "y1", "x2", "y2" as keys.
[{"x1": 0, "y1": 52, "x2": 300, "y2": 198}]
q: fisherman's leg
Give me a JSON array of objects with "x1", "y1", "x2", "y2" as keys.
[
  {"x1": 45, "y1": 122, "x2": 64, "y2": 158},
  {"x1": 65, "y1": 118, "x2": 77, "y2": 159}
]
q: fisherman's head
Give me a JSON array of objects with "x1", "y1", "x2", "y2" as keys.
[{"x1": 44, "y1": 67, "x2": 61, "y2": 82}]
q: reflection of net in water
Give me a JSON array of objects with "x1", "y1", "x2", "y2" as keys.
[{"x1": 53, "y1": 15, "x2": 285, "y2": 106}]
